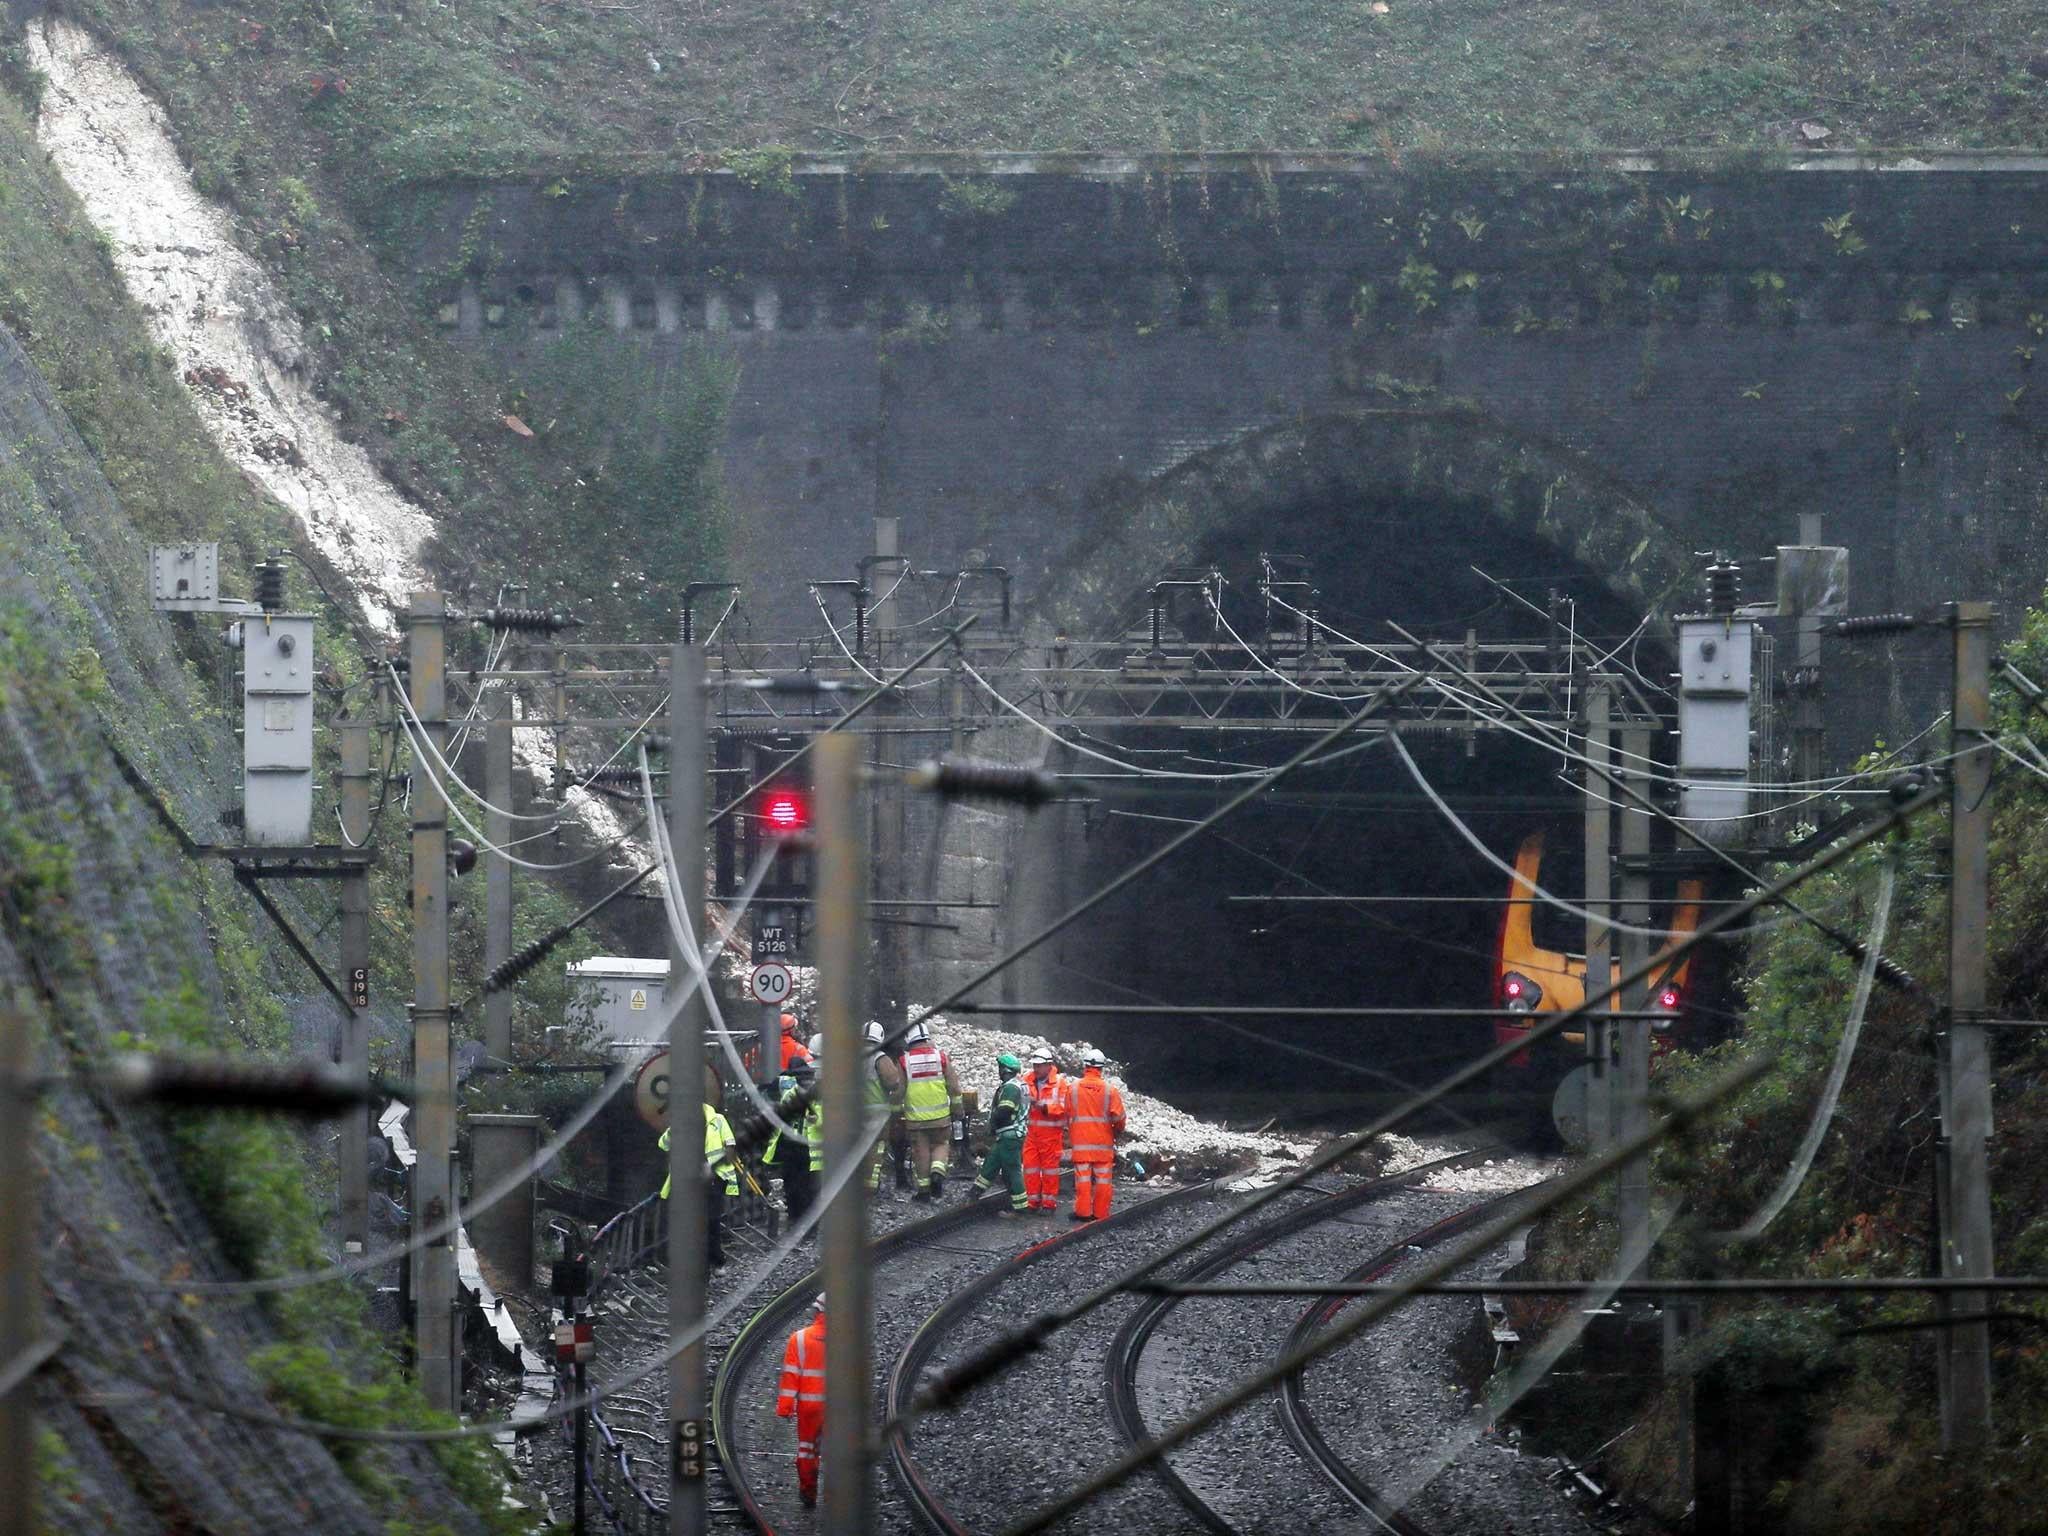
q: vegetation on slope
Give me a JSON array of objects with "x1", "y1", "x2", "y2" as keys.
[
  {"x1": 0, "y1": 66, "x2": 568, "y2": 1532},
  {"x1": 45, "y1": 0, "x2": 2048, "y2": 186},
  {"x1": 1520, "y1": 599, "x2": 2048, "y2": 1533},
  {"x1": 9, "y1": 4, "x2": 732, "y2": 639}
]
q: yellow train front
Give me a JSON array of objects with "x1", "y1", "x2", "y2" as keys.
[{"x1": 1492, "y1": 832, "x2": 1703, "y2": 1135}]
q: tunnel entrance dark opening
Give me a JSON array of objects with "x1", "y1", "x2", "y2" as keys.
[{"x1": 1032, "y1": 484, "x2": 1672, "y2": 1135}]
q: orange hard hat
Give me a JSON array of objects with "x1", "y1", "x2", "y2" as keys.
[{"x1": 781, "y1": 1012, "x2": 799, "y2": 1034}]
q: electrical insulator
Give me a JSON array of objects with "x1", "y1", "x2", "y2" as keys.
[
  {"x1": 484, "y1": 933, "x2": 558, "y2": 992},
  {"x1": 477, "y1": 607, "x2": 580, "y2": 633},
  {"x1": 255, "y1": 560, "x2": 287, "y2": 613},
  {"x1": 1831, "y1": 612, "x2": 1919, "y2": 637},
  {"x1": 104, "y1": 1052, "x2": 372, "y2": 1115},
  {"x1": 907, "y1": 757, "x2": 1062, "y2": 808},
  {"x1": 574, "y1": 766, "x2": 661, "y2": 788},
  {"x1": 1705, "y1": 560, "x2": 1741, "y2": 617}
]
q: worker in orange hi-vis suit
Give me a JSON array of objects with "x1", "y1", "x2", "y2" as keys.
[
  {"x1": 1021, "y1": 1046, "x2": 1069, "y2": 1213},
  {"x1": 775, "y1": 1295, "x2": 828, "y2": 1507},
  {"x1": 1060, "y1": 1047, "x2": 1127, "y2": 1221}
]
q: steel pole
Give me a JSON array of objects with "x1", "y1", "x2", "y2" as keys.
[
  {"x1": 1791, "y1": 512, "x2": 1826, "y2": 812},
  {"x1": 1582, "y1": 684, "x2": 1613, "y2": 1150},
  {"x1": 574, "y1": 1357, "x2": 589, "y2": 1536},
  {"x1": 484, "y1": 701, "x2": 515, "y2": 1064},
  {"x1": 667, "y1": 643, "x2": 709, "y2": 1536},
  {"x1": 338, "y1": 711, "x2": 372, "y2": 1254},
  {"x1": 0, "y1": 1002, "x2": 38, "y2": 1536},
  {"x1": 408, "y1": 590, "x2": 458, "y2": 1413},
  {"x1": 817, "y1": 734, "x2": 874, "y2": 1536},
  {"x1": 1940, "y1": 599, "x2": 1995, "y2": 1447},
  {"x1": 870, "y1": 516, "x2": 907, "y2": 1033},
  {"x1": 1615, "y1": 723, "x2": 1653, "y2": 1280}
]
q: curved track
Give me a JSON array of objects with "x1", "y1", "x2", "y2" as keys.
[
  {"x1": 1273, "y1": 1194, "x2": 1524, "y2": 1536},
  {"x1": 884, "y1": 1181, "x2": 1226, "y2": 1536},
  {"x1": 711, "y1": 1193, "x2": 1007, "y2": 1533},
  {"x1": 1104, "y1": 1150, "x2": 1493, "y2": 1535}
]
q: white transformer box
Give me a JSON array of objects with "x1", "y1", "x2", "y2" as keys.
[
  {"x1": 242, "y1": 614, "x2": 316, "y2": 846},
  {"x1": 565, "y1": 956, "x2": 672, "y2": 1053},
  {"x1": 1676, "y1": 616, "x2": 1753, "y2": 844}
]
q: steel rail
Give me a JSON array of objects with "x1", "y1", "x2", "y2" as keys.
[
  {"x1": 883, "y1": 1181, "x2": 1228, "y2": 1536},
  {"x1": 1275, "y1": 1191, "x2": 1534, "y2": 1536},
  {"x1": 1102, "y1": 1150, "x2": 1492, "y2": 1534},
  {"x1": 709, "y1": 1193, "x2": 1009, "y2": 1533}
]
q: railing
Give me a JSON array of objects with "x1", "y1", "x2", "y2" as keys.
[
  {"x1": 572, "y1": 1090, "x2": 790, "y2": 1529},
  {"x1": 587, "y1": 1192, "x2": 667, "y2": 1303},
  {"x1": 554, "y1": 1378, "x2": 666, "y2": 1536}
]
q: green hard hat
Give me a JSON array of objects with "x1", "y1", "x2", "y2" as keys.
[{"x1": 996, "y1": 1052, "x2": 1022, "y2": 1074}]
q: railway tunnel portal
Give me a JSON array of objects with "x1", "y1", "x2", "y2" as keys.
[{"x1": 403, "y1": 151, "x2": 2048, "y2": 1102}]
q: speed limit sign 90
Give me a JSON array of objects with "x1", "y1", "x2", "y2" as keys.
[{"x1": 749, "y1": 963, "x2": 794, "y2": 1006}]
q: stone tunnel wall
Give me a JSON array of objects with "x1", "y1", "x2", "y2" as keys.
[
  {"x1": 388, "y1": 152, "x2": 2048, "y2": 641},
  {"x1": 380, "y1": 153, "x2": 2048, "y2": 1013}
]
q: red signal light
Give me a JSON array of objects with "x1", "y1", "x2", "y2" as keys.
[
  {"x1": 1657, "y1": 985, "x2": 1682, "y2": 1010},
  {"x1": 761, "y1": 790, "x2": 808, "y2": 835},
  {"x1": 1503, "y1": 977, "x2": 1524, "y2": 998}
]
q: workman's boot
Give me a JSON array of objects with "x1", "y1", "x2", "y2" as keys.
[{"x1": 928, "y1": 1171, "x2": 945, "y2": 1201}]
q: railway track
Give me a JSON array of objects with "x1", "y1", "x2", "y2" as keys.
[
  {"x1": 1103, "y1": 1149, "x2": 1501, "y2": 1535},
  {"x1": 884, "y1": 1180, "x2": 1226, "y2": 1536},
  {"x1": 571, "y1": 1149, "x2": 1561, "y2": 1536},
  {"x1": 710, "y1": 1190, "x2": 1011, "y2": 1532},
  {"x1": 1274, "y1": 1194, "x2": 1527, "y2": 1536}
]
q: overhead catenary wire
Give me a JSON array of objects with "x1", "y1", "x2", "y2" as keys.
[
  {"x1": 879, "y1": 778, "x2": 1944, "y2": 1451},
  {"x1": 1388, "y1": 730, "x2": 1798, "y2": 941},
  {"x1": 956, "y1": 654, "x2": 1392, "y2": 782},
  {"x1": 707, "y1": 617, "x2": 984, "y2": 827},
  {"x1": 1000, "y1": 1053, "x2": 1778, "y2": 1534},
  {"x1": 87, "y1": 844, "x2": 782, "y2": 1298},
  {"x1": 883, "y1": 672, "x2": 1424, "y2": 1057},
  {"x1": 397, "y1": 710, "x2": 645, "y2": 873},
  {"x1": 387, "y1": 660, "x2": 573, "y2": 823},
  {"x1": 1264, "y1": 587, "x2": 1915, "y2": 795},
  {"x1": 642, "y1": 748, "x2": 816, "y2": 1147},
  {"x1": 1718, "y1": 847, "x2": 1899, "y2": 1242},
  {"x1": 811, "y1": 588, "x2": 943, "y2": 693},
  {"x1": 69, "y1": 1102, "x2": 898, "y2": 1443},
  {"x1": 1384, "y1": 616, "x2": 1931, "y2": 996}
]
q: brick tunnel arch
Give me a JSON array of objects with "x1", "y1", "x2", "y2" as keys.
[
  {"x1": 1034, "y1": 406, "x2": 1695, "y2": 632},
  {"x1": 947, "y1": 405, "x2": 1703, "y2": 1109}
]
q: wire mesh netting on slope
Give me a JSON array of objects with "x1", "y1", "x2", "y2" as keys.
[{"x1": 0, "y1": 320, "x2": 502, "y2": 1534}]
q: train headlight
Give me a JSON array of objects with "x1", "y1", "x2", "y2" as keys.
[
  {"x1": 1501, "y1": 972, "x2": 1540, "y2": 1015},
  {"x1": 1652, "y1": 983, "x2": 1682, "y2": 1031}
]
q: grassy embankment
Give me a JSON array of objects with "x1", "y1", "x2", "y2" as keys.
[{"x1": 54, "y1": 0, "x2": 2048, "y2": 174}]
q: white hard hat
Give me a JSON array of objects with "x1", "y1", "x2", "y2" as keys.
[
  {"x1": 811, "y1": 1293, "x2": 826, "y2": 1314},
  {"x1": 905, "y1": 1020, "x2": 931, "y2": 1046},
  {"x1": 1081, "y1": 1047, "x2": 1106, "y2": 1068},
  {"x1": 863, "y1": 1022, "x2": 885, "y2": 1046},
  {"x1": 1028, "y1": 1046, "x2": 1054, "y2": 1067}
]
